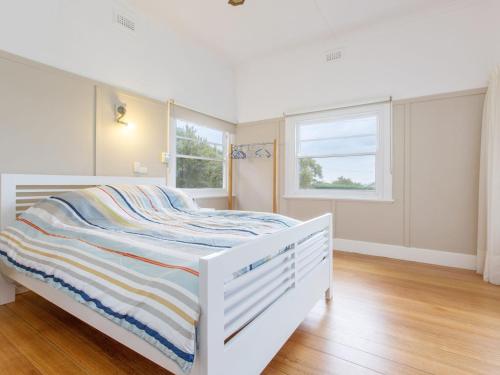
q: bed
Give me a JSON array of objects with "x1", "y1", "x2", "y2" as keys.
[{"x1": 0, "y1": 174, "x2": 333, "y2": 375}]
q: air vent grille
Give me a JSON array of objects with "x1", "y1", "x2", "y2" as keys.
[
  {"x1": 116, "y1": 13, "x2": 135, "y2": 31},
  {"x1": 326, "y1": 49, "x2": 343, "y2": 63}
]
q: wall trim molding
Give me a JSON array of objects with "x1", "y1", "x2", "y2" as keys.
[
  {"x1": 236, "y1": 117, "x2": 283, "y2": 127},
  {"x1": 237, "y1": 88, "x2": 487, "y2": 126},
  {"x1": 0, "y1": 49, "x2": 168, "y2": 107},
  {"x1": 393, "y1": 87, "x2": 486, "y2": 105},
  {"x1": 334, "y1": 238, "x2": 476, "y2": 270}
]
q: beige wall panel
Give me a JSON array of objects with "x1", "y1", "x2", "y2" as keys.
[
  {"x1": 0, "y1": 54, "x2": 94, "y2": 175},
  {"x1": 235, "y1": 157, "x2": 274, "y2": 212},
  {"x1": 334, "y1": 201, "x2": 404, "y2": 245},
  {"x1": 235, "y1": 119, "x2": 280, "y2": 212},
  {"x1": 95, "y1": 86, "x2": 168, "y2": 178},
  {"x1": 284, "y1": 199, "x2": 333, "y2": 221},
  {"x1": 409, "y1": 93, "x2": 484, "y2": 254},
  {"x1": 196, "y1": 197, "x2": 228, "y2": 210}
]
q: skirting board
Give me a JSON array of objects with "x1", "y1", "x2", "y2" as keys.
[{"x1": 334, "y1": 238, "x2": 476, "y2": 270}]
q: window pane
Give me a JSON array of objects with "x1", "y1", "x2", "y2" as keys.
[
  {"x1": 176, "y1": 158, "x2": 223, "y2": 189},
  {"x1": 176, "y1": 138, "x2": 224, "y2": 159},
  {"x1": 176, "y1": 121, "x2": 224, "y2": 144},
  {"x1": 299, "y1": 135, "x2": 377, "y2": 156},
  {"x1": 299, "y1": 155, "x2": 375, "y2": 190},
  {"x1": 299, "y1": 115, "x2": 377, "y2": 141}
]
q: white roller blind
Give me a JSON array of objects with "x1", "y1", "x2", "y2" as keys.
[{"x1": 171, "y1": 104, "x2": 236, "y2": 134}]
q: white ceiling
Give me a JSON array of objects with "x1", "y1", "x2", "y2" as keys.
[{"x1": 134, "y1": 0, "x2": 461, "y2": 64}]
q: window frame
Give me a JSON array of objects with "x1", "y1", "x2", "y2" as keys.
[
  {"x1": 284, "y1": 102, "x2": 393, "y2": 201},
  {"x1": 169, "y1": 118, "x2": 231, "y2": 198}
]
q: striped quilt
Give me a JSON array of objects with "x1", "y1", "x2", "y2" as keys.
[{"x1": 0, "y1": 185, "x2": 299, "y2": 373}]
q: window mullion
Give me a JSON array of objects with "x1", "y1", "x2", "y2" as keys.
[
  {"x1": 299, "y1": 133, "x2": 376, "y2": 142},
  {"x1": 297, "y1": 152, "x2": 376, "y2": 159},
  {"x1": 176, "y1": 154, "x2": 224, "y2": 162},
  {"x1": 176, "y1": 135, "x2": 224, "y2": 148}
]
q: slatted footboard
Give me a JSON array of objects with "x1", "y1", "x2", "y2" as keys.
[{"x1": 198, "y1": 213, "x2": 333, "y2": 375}]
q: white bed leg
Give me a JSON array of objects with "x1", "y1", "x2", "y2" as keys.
[
  {"x1": 326, "y1": 216, "x2": 334, "y2": 302},
  {"x1": 0, "y1": 273, "x2": 15, "y2": 305}
]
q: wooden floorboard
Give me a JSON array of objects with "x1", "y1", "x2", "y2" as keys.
[{"x1": 1, "y1": 251, "x2": 499, "y2": 374}]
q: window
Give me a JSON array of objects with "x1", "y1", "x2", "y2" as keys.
[
  {"x1": 170, "y1": 120, "x2": 229, "y2": 195},
  {"x1": 285, "y1": 102, "x2": 392, "y2": 200}
]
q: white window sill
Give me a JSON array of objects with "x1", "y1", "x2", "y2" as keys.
[{"x1": 282, "y1": 195, "x2": 394, "y2": 203}]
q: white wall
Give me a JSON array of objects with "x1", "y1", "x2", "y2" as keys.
[
  {"x1": 236, "y1": 0, "x2": 500, "y2": 122},
  {"x1": 0, "y1": 0, "x2": 237, "y2": 122}
]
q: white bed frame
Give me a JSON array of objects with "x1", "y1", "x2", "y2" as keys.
[{"x1": 0, "y1": 174, "x2": 333, "y2": 375}]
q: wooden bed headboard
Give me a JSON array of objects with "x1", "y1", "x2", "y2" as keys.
[{"x1": 0, "y1": 174, "x2": 165, "y2": 230}]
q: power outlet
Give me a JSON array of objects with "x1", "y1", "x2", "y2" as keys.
[{"x1": 133, "y1": 162, "x2": 148, "y2": 175}]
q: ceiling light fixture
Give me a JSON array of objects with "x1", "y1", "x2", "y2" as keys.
[{"x1": 228, "y1": 0, "x2": 245, "y2": 6}]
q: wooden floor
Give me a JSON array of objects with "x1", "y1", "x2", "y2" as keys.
[{"x1": 1, "y1": 252, "x2": 500, "y2": 375}]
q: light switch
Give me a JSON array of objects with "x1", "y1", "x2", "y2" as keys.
[{"x1": 161, "y1": 152, "x2": 170, "y2": 164}]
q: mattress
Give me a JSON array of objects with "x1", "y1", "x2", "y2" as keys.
[{"x1": 0, "y1": 185, "x2": 299, "y2": 373}]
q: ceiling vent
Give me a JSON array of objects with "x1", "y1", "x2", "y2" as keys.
[
  {"x1": 326, "y1": 49, "x2": 343, "y2": 63},
  {"x1": 115, "y1": 11, "x2": 135, "y2": 32}
]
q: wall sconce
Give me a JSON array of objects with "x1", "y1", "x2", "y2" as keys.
[{"x1": 115, "y1": 103, "x2": 129, "y2": 126}]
